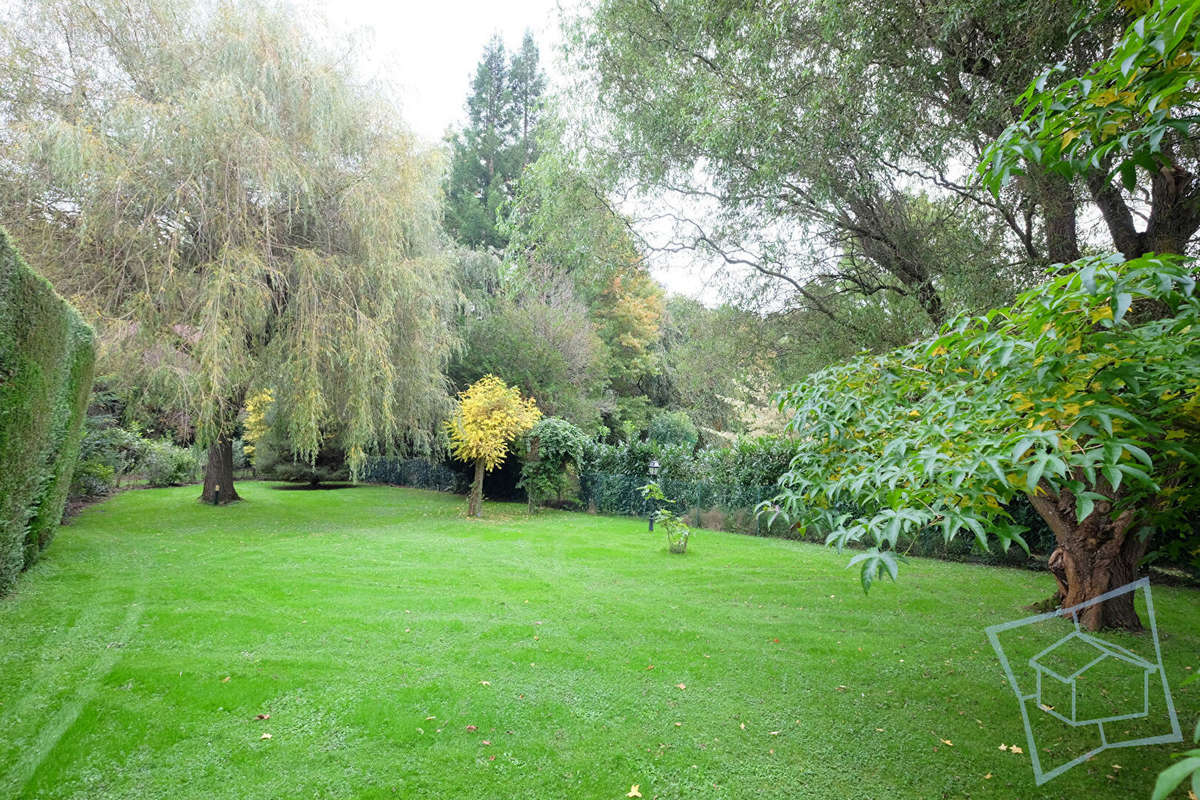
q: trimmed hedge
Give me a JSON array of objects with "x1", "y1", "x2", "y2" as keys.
[
  {"x1": 361, "y1": 457, "x2": 461, "y2": 492},
  {"x1": 0, "y1": 227, "x2": 95, "y2": 596}
]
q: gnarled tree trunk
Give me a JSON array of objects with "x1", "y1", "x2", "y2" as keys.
[
  {"x1": 468, "y1": 458, "x2": 485, "y2": 517},
  {"x1": 200, "y1": 435, "x2": 240, "y2": 505},
  {"x1": 1027, "y1": 485, "x2": 1145, "y2": 631}
]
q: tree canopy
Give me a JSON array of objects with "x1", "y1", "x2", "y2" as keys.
[
  {"x1": 444, "y1": 32, "x2": 547, "y2": 250},
  {"x1": 0, "y1": 0, "x2": 455, "y2": 499},
  {"x1": 770, "y1": 252, "x2": 1200, "y2": 629},
  {"x1": 447, "y1": 375, "x2": 542, "y2": 516}
]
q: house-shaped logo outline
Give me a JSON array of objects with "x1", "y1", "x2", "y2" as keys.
[
  {"x1": 1028, "y1": 629, "x2": 1158, "y2": 726},
  {"x1": 984, "y1": 578, "x2": 1182, "y2": 786}
]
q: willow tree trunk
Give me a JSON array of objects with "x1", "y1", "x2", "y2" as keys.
[
  {"x1": 468, "y1": 458, "x2": 485, "y2": 517},
  {"x1": 201, "y1": 436, "x2": 240, "y2": 505},
  {"x1": 1027, "y1": 486, "x2": 1145, "y2": 631}
]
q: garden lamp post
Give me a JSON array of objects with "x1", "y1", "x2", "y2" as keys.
[{"x1": 647, "y1": 459, "x2": 660, "y2": 531}]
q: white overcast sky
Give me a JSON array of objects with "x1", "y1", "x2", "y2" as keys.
[
  {"x1": 309, "y1": 0, "x2": 724, "y2": 302},
  {"x1": 316, "y1": 0, "x2": 572, "y2": 143}
]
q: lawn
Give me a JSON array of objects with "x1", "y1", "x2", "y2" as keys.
[{"x1": 0, "y1": 483, "x2": 1196, "y2": 800}]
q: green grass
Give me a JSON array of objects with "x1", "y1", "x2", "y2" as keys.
[{"x1": 0, "y1": 483, "x2": 1196, "y2": 799}]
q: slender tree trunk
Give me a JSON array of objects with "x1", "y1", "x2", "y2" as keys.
[
  {"x1": 1027, "y1": 485, "x2": 1144, "y2": 631},
  {"x1": 201, "y1": 436, "x2": 240, "y2": 505},
  {"x1": 1038, "y1": 173, "x2": 1081, "y2": 264},
  {"x1": 468, "y1": 458, "x2": 485, "y2": 517}
]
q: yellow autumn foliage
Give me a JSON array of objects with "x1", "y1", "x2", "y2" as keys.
[
  {"x1": 446, "y1": 375, "x2": 541, "y2": 472},
  {"x1": 242, "y1": 389, "x2": 273, "y2": 459}
]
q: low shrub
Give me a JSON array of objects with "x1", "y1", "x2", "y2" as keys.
[
  {"x1": 519, "y1": 418, "x2": 589, "y2": 511},
  {"x1": 641, "y1": 481, "x2": 691, "y2": 554},
  {"x1": 70, "y1": 411, "x2": 151, "y2": 498},
  {"x1": 142, "y1": 440, "x2": 200, "y2": 487}
]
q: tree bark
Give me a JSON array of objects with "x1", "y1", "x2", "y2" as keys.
[
  {"x1": 1027, "y1": 485, "x2": 1145, "y2": 631},
  {"x1": 200, "y1": 436, "x2": 240, "y2": 505},
  {"x1": 1087, "y1": 164, "x2": 1200, "y2": 259},
  {"x1": 1037, "y1": 173, "x2": 1081, "y2": 264},
  {"x1": 468, "y1": 458, "x2": 485, "y2": 517}
]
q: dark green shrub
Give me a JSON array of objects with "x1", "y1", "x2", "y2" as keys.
[
  {"x1": 71, "y1": 411, "x2": 152, "y2": 497},
  {"x1": 648, "y1": 410, "x2": 698, "y2": 448},
  {"x1": 519, "y1": 418, "x2": 590, "y2": 510},
  {"x1": 0, "y1": 227, "x2": 95, "y2": 595},
  {"x1": 142, "y1": 440, "x2": 200, "y2": 487},
  {"x1": 249, "y1": 398, "x2": 348, "y2": 485}
]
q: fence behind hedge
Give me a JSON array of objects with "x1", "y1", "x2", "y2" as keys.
[
  {"x1": 578, "y1": 471, "x2": 792, "y2": 536},
  {"x1": 0, "y1": 227, "x2": 95, "y2": 596},
  {"x1": 361, "y1": 457, "x2": 462, "y2": 493}
]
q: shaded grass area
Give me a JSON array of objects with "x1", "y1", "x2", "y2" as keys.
[{"x1": 0, "y1": 482, "x2": 1196, "y2": 799}]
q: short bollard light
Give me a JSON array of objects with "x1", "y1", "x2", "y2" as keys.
[
  {"x1": 214, "y1": 483, "x2": 220, "y2": 506},
  {"x1": 647, "y1": 459, "x2": 660, "y2": 532}
]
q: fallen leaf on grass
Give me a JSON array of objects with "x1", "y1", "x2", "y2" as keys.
[
  {"x1": 768, "y1": 730, "x2": 781, "y2": 736},
  {"x1": 480, "y1": 680, "x2": 491, "y2": 686},
  {"x1": 998, "y1": 744, "x2": 1008, "y2": 751},
  {"x1": 984, "y1": 773, "x2": 992, "y2": 779},
  {"x1": 676, "y1": 683, "x2": 686, "y2": 690},
  {"x1": 260, "y1": 733, "x2": 272, "y2": 740},
  {"x1": 1010, "y1": 745, "x2": 1023, "y2": 754},
  {"x1": 255, "y1": 713, "x2": 270, "y2": 720},
  {"x1": 466, "y1": 725, "x2": 478, "y2": 732},
  {"x1": 626, "y1": 785, "x2": 642, "y2": 798},
  {"x1": 645, "y1": 664, "x2": 654, "y2": 671},
  {"x1": 674, "y1": 722, "x2": 682, "y2": 727},
  {"x1": 425, "y1": 716, "x2": 436, "y2": 720},
  {"x1": 739, "y1": 723, "x2": 746, "y2": 730},
  {"x1": 481, "y1": 740, "x2": 491, "y2": 746},
  {"x1": 940, "y1": 739, "x2": 953, "y2": 746},
  {"x1": 221, "y1": 676, "x2": 231, "y2": 683}
]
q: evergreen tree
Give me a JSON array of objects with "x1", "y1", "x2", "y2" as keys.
[{"x1": 445, "y1": 32, "x2": 546, "y2": 250}]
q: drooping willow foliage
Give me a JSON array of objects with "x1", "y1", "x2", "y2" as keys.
[{"x1": 0, "y1": 0, "x2": 455, "y2": 475}]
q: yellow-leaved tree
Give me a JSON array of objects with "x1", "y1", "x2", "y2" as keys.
[
  {"x1": 241, "y1": 390, "x2": 273, "y2": 464},
  {"x1": 447, "y1": 376, "x2": 541, "y2": 516}
]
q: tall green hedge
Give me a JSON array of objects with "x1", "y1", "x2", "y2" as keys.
[{"x1": 0, "y1": 227, "x2": 95, "y2": 596}]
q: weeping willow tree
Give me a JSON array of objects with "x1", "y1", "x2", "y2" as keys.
[{"x1": 0, "y1": 0, "x2": 455, "y2": 502}]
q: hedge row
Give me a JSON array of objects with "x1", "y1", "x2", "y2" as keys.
[
  {"x1": 361, "y1": 457, "x2": 461, "y2": 493},
  {"x1": 0, "y1": 227, "x2": 95, "y2": 596}
]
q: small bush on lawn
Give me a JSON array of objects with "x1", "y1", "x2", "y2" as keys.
[
  {"x1": 142, "y1": 441, "x2": 200, "y2": 487},
  {"x1": 641, "y1": 481, "x2": 691, "y2": 554}
]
